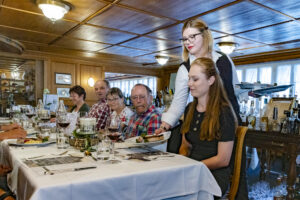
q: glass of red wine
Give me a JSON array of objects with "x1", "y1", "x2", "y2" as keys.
[{"x1": 57, "y1": 113, "x2": 70, "y2": 133}]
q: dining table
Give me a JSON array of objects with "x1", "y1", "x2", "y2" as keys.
[{"x1": 0, "y1": 137, "x2": 221, "y2": 200}]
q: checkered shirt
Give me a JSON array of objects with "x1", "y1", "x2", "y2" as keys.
[
  {"x1": 88, "y1": 99, "x2": 110, "y2": 130},
  {"x1": 126, "y1": 105, "x2": 161, "y2": 137}
]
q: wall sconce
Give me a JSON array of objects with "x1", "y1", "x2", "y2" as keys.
[
  {"x1": 37, "y1": 0, "x2": 71, "y2": 22},
  {"x1": 155, "y1": 55, "x2": 169, "y2": 65},
  {"x1": 88, "y1": 77, "x2": 95, "y2": 87},
  {"x1": 216, "y1": 42, "x2": 238, "y2": 54}
]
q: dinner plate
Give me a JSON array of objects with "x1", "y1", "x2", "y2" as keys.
[
  {"x1": 8, "y1": 139, "x2": 56, "y2": 147},
  {"x1": 124, "y1": 131, "x2": 171, "y2": 147}
]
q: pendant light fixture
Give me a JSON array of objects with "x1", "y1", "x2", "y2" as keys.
[
  {"x1": 37, "y1": 0, "x2": 71, "y2": 22},
  {"x1": 155, "y1": 55, "x2": 169, "y2": 65},
  {"x1": 216, "y1": 42, "x2": 238, "y2": 55}
]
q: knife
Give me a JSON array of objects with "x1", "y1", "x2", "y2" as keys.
[{"x1": 74, "y1": 166, "x2": 97, "y2": 171}]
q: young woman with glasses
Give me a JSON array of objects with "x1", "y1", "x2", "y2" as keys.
[{"x1": 157, "y1": 18, "x2": 241, "y2": 133}]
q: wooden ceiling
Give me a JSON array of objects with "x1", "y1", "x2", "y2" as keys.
[{"x1": 0, "y1": 0, "x2": 300, "y2": 69}]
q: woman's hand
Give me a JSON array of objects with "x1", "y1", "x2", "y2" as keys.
[
  {"x1": 155, "y1": 121, "x2": 171, "y2": 135},
  {"x1": 0, "y1": 123, "x2": 21, "y2": 131}
]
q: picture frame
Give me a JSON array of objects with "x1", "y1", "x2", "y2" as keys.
[
  {"x1": 57, "y1": 88, "x2": 70, "y2": 98},
  {"x1": 55, "y1": 73, "x2": 72, "y2": 85}
]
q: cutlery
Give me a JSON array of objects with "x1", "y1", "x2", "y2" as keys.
[
  {"x1": 27, "y1": 155, "x2": 45, "y2": 160},
  {"x1": 43, "y1": 166, "x2": 54, "y2": 175},
  {"x1": 43, "y1": 166, "x2": 97, "y2": 175}
]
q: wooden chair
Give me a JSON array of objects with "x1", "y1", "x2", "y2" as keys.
[{"x1": 228, "y1": 126, "x2": 248, "y2": 200}]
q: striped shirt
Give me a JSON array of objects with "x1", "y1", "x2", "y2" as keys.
[{"x1": 126, "y1": 105, "x2": 161, "y2": 137}]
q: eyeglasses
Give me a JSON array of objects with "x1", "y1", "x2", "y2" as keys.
[
  {"x1": 179, "y1": 33, "x2": 203, "y2": 44},
  {"x1": 107, "y1": 97, "x2": 120, "y2": 102},
  {"x1": 131, "y1": 95, "x2": 146, "y2": 101}
]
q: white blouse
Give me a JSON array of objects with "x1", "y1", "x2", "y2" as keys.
[{"x1": 162, "y1": 51, "x2": 240, "y2": 127}]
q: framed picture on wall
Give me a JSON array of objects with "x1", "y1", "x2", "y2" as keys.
[
  {"x1": 55, "y1": 73, "x2": 72, "y2": 85},
  {"x1": 57, "y1": 88, "x2": 70, "y2": 98}
]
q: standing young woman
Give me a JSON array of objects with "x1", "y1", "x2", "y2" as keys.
[
  {"x1": 158, "y1": 18, "x2": 240, "y2": 132},
  {"x1": 180, "y1": 57, "x2": 237, "y2": 197}
]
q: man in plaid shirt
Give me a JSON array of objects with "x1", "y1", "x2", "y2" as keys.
[
  {"x1": 126, "y1": 84, "x2": 161, "y2": 138},
  {"x1": 88, "y1": 80, "x2": 111, "y2": 130}
]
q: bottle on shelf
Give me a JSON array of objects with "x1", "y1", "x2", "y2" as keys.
[
  {"x1": 260, "y1": 98, "x2": 269, "y2": 131},
  {"x1": 271, "y1": 107, "x2": 281, "y2": 132},
  {"x1": 247, "y1": 100, "x2": 256, "y2": 130},
  {"x1": 281, "y1": 110, "x2": 291, "y2": 134},
  {"x1": 155, "y1": 92, "x2": 160, "y2": 107}
]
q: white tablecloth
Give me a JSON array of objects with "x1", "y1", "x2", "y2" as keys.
[{"x1": 0, "y1": 141, "x2": 221, "y2": 200}]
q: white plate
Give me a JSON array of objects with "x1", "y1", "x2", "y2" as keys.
[
  {"x1": 8, "y1": 140, "x2": 56, "y2": 147},
  {"x1": 124, "y1": 131, "x2": 171, "y2": 147}
]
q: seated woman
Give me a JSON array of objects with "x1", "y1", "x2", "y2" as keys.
[
  {"x1": 179, "y1": 57, "x2": 237, "y2": 196},
  {"x1": 69, "y1": 85, "x2": 90, "y2": 115},
  {"x1": 106, "y1": 87, "x2": 133, "y2": 132}
]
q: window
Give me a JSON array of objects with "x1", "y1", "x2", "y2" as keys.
[
  {"x1": 294, "y1": 64, "x2": 300, "y2": 98},
  {"x1": 236, "y1": 59, "x2": 300, "y2": 99},
  {"x1": 245, "y1": 68, "x2": 257, "y2": 83},
  {"x1": 236, "y1": 70, "x2": 242, "y2": 82},
  {"x1": 259, "y1": 67, "x2": 272, "y2": 84},
  {"x1": 276, "y1": 65, "x2": 291, "y2": 97},
  {"x1": 109, "y1": 76, "x2": 157, "y2": 97}
]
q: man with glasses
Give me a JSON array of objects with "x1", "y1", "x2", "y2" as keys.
[
  {"x1": 88, "y1": 80, "x2": 111, "y2": 130},
  {"x1": 126, "y1": 84, "x2": 161, "y2": 138}
]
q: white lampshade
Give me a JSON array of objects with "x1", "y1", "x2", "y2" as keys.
[
  {"x1": 155, "y1": 55, "x2": 169, "y2": 65},
  {"x1": 216, "y1": 42, "x2": 238, "y2": 54},
  {"x1": 37, "y1": 0, "x2": 70, "y2": 22},
  {"x1": 88, "y1": 77, "x2": 95, "y2": 87}
]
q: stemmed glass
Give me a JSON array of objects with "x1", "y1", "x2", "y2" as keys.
[
  {"x1": 105, "y1": 115, "x2": 121, "y2": 163},
  {"x1": 56, "y1": 113, "x2": 70, "y2": 149}
]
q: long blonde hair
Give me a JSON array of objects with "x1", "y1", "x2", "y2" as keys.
[
  {"x1": 181, "y1": 58, "x2": 237, "y2": 141},
  {"x1": 182, "y1": 19, "x2": 213, "y2": 62}
]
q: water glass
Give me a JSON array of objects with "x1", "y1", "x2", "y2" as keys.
[
  {"x1": 97, "y1": 138, "x2": 111, "y2": 161},
  {"x1": 56, "y1": 132, "x2": 69, "y2": 149}
]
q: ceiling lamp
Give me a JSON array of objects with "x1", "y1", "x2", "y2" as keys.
[
  {"x1": 216, "y1": 42, "x2": 238, "y2": 55},
  {"x1": 37, "y1": 0, "x2": 70, "y2": 22},
  {"x1": 155, "y1": 55, "x2": 169, "y2": 65}
]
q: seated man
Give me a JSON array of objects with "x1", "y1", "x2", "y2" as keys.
[
  {"x1": 126, "y1": 84, "x2": 161, "y2": 137},
  {"x1": 0, "y1": 123, "x2": 26, "y2": 200},
  {"x1": 88, "y1": 80, "x2": 111, "y2": 130}
]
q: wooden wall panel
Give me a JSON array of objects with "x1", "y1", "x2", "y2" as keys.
[{"x1": 79, "y1": 64, "x2": 103, "y2": 106}]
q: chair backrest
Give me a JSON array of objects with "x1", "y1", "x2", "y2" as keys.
[{"x1": 228, "y1": 126, "x2": 248, "y2": 200}]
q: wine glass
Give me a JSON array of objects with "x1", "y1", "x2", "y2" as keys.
[
  {"x1": 105, "y1": 115, "x2": 121, "y2": 163},
  {"x1": 56, "y1": 113, "x2": 70, "y2": 149},
  {"x1": 39, "y1": 110, "x2": 51, "y2": 123}
]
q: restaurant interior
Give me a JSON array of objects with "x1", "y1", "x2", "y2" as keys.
[{"x1": 0, "y1": 0, "x2": 300, "y2": 200}]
